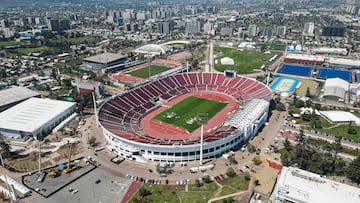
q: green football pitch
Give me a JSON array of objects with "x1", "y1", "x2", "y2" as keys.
[
  {"x1": 153, "y1": 96, "x2": 227, "y2": 132},
  {"x1": 128, "y1": 65, "x2": 170, "y2": 78},
  {"x1": 214, "y1": 47, "x2": 277, "y2": 74}
]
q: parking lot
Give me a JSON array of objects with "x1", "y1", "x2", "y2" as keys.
[{"x1": 24, "y1": 168, "x2": 131, "y2": 203}]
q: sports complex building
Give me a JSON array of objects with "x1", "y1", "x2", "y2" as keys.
[
  {"x1": 98, "y1": 72, "x2": 272, "y2": 162},
  {"x1": 0, "y1": 98, "x2": 76, "y2": 139}
]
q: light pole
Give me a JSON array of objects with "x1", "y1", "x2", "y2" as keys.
[{"x1": 197, "y1": 113, "x2": 208, "y2": 165}]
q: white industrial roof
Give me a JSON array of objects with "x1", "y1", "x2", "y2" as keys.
[
  {"x1": 313, "y1": 47, "x2": 348, "y2": 55},
  {"x1": 134, "y1": 44, "x2": 169, "y2": 55},
  {"x1": 276, "y1": 167, "x2": 360, "y2": 203},
  {"x1": 324, "y1": 78, "x2": 349, "y2": 90},
  {"x1": 320, "y1": 111, "x2": 360, "y2": 125},
  {"x1": 0, "y1": 86, "x2": 40, "y2": 108},
  {"x1": 324, "y1": 78, "x2": 349, "y2": 98},
  {"x1": 285, "y1": 53, "x2": 325, "y2": 62},
  {"x1": 0, "y1": 98, "x2": 75, "y2": 133},
  {"x1": 84, "y1": 53, "x2": 127, "y2": 64},
  {"x1": 0, "y1": 174, "x2": 31, "y2": 196},
  {"x1": 324, "y1": 87, "x2": 346, "y2": 99},
  {"x1": 328, "y1": 57, "x2": 360, "y2": 67}
]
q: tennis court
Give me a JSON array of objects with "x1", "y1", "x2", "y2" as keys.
[
  {"x1": 271, "y1": 77, "x2": 300, "y2": 93},
  {"x1": 317, "y1": 68, "x2": 352, "y2": 82},
  {"x1": 278, "y1": 65, "x2": 313, "y2": 77}
]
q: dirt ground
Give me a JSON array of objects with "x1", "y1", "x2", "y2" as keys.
[{"x1": 167, "y1": 51, "x2": 192, "y2": 63}]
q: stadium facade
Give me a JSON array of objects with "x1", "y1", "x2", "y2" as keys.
[{"x1": 98, "y1": 72, "x2": 272, "y2": 162}]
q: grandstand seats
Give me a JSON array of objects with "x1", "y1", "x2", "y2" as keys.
[{"x1": 98, "y1": 72, "x2": 271, "y2": 145}]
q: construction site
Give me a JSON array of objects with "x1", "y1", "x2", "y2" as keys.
[{"x1": 21, "y1": 142, "x2": 97, "y2": 198}]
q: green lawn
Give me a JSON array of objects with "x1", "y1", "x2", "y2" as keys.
[
  {"x1": 130, "y1": 173, "x2": 250, "y2": 203},
  {"x1": 214, "y1": 47, "x2": 277, "y2": 74},
  {"x1": 130, "y1": 183, "x2": 218, "y2": 203},
  {"x1": 218, "y1": 173, "x2": 250, "y2": 196},
  {"x1": 255, "y1": 43, "x2": 286, "y2": 51},
  {"x1": 154, "y1": 96, "x2": 227, "y2": 132},
  {"x1": 0, "y1": 40, "x2": 20, "y2": 47},
  {"x1": 309, "y1": 125, "x2": 360, "y2": 143},
  {"x1": 128, "y1": 65, "x2": 170, "y2": 78},
  {"x1": 16, "y1": 46, "x2": 51, "y2": 55}
]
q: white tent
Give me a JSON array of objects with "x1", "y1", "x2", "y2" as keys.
[
  {"x1": 220, "y1": 57, "x2": 235, "y2": 65},
  {"x1": 324, "y1": 78, "x2": 349, "y2": 99}
]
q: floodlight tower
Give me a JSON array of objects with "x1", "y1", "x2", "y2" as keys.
[
  {"x1": 198, "y1": 113, "x2": 208, "y2": 165},
  {"x1": 92, "y1": 92, "x2": 99, "y2": 127},
  {"x1": 38, "y1": 144, "x2": 41, "y2": 174}
]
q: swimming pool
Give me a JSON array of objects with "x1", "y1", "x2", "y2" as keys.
[{"x1": 271, "y1": 77, "x2": 300, "y2": 93}]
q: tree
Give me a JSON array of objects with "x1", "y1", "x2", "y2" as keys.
[
  {"x1": 87, "y1": 136, "x2": 97, "y2": 146},
  {"x1": 247, "y1": 144, "x2": 256, "y2": 153},
  {"x1": 332, "y1": 136, "x2": 342, "y2": 172},
  {"x1": 139, "y1": 186, "x2": 151, "y2": 198},
  {"x1": 202, "y1": 175, "x2": 211, "y2": 183},
  {"x1": 283, "y1": 137, "x2": 292, "y2": 152},
  {"x1": 228, "y1": 154, "x2": 238, "y2": 165},
  {"x1": 252, "y1": 156, "x2": 262, "y2": 165},
  {"x1": 226, "y1": 167, "x2": 236, "y2": 177},
  {"x1": 0, "y1": 134, "x2": 11, "y2": 159},
  {"x1": 305, "y1": 99, "x2": 312, "y2": 108},
  {"x1": 276, "y1": 102, "x2": 286, "y2": 111},
  {"x1": 306, "y1": 87, "x2": 311, "y2": 97},
  {"x1": 346, "y1": 157, "x2": 360, "y2": 184},
  {"x1": 347, "y1": 122, "x2": 357, "y2": 134}
]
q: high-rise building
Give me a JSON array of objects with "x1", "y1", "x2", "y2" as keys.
[
  {"x1": 221, "y1": 27, "x2": 233, "y2": 36},
  {"x1": 322, "y1": 26, "x2": 346, "y2": 37},
  {"x1": 48, "y1": 19, "x2": 70, "y2": 32},
  {"x1": 203, "y1": 22, "x2": 214, "y2": 35},
  {"x1": 263, "y1": 27, "x2": 273, "y2": 37},
  {"x1": 238, "y1": 28, "x2": 247, "y2": 40},
  {"x1": 185, "y1": 20, "x2": 201, "y2": 34},
  {"x1": 34, "y1": 17, "x2": 41, "y2": 25},
  {"x1": 157, "y1": 21, "x2": 174, "y2": 34},
  {"x1": 303, "y1": 22, "x2": 314, "y2": 36},
  {"x1": 248, "y1": 24, "x2": 258, "y2": 37},
  {"x1": 130, "y1": 23, "x2": 138, "y2": 32},
  {"x1": 276, "y1": 26, "x2": 287, "y2": 37}
]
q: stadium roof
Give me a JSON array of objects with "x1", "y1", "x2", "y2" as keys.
[
  {"x1": 134, "y1": 44, "x2": 169, "y2": 55},
  {"x1": 0, "y1": 86, "x2": 40, "y2": 108},
  {"x1": 0, "y1": 98, "x2": 75, "y2": 133},
  {"x1": 275, "y1": 167, "x2": 360, "y2": 203},
  {"x1": 84, "y1": 53, "x2": 127, "y2": 64},
  {"x1": 225, "y1": 99, "x2": 269, "y2": 131},
  {"x1": 320, "y1": 111, "x2": 360, "y2": 125}
]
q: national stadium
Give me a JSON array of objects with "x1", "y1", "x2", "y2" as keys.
[{"x1": 98, "y1": 72, "x2": 272, "y2": 162}]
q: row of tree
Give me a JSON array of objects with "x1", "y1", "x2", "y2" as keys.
[{"x1": 281, "y1": 132, "x2": 360, "y2": 184}]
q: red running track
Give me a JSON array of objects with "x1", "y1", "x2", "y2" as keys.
[
  {"x1": 140, "y1": 91, "x2": 240, "y2": 141},
  {"x1": 121, "y1": 181, "x2": 142, "y2": 203}
]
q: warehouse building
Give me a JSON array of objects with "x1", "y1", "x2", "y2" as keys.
[
  {"x1": 83, "y1": 53, "x2": 128, "y2": 70},
  {"x1": 0, "y1": 86, "x2": 40, "y2": 112},
  {"x1": 274, "y1": 167, "x2": 360, "y2": 203},
  {"x1": 0, "y1": 98, "x2": 76, "y2": 139}
]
